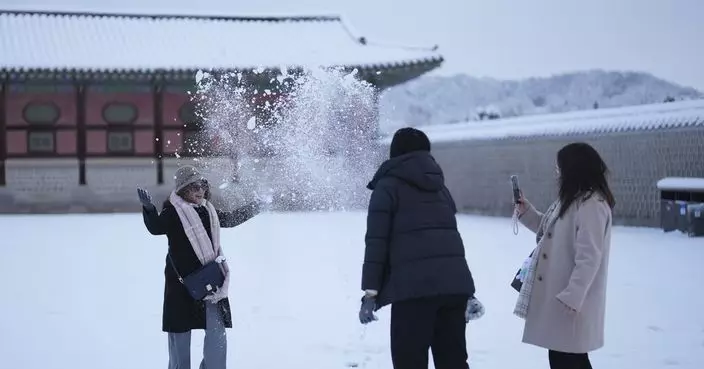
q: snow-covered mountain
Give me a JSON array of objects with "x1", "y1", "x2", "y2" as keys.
[{"x1": 378, "y1": 70, "x2": 704, "y2": 133}]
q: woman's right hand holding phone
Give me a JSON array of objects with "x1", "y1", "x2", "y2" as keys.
[{"x1": 515, "y1": 192, "x2": 529, "y2": 216}]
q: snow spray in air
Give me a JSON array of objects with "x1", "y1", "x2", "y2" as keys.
[{"x1": 186, "y1": 67, "x2": 382, "y2": 211}]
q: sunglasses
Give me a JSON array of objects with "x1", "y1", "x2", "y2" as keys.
[{"x1": 186, "y1": 180, "x2": 209, "y2": 191}]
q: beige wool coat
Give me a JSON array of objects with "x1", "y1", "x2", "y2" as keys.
[{"x1": 518, "y1": 193, "x2": 612, "y2": 353}]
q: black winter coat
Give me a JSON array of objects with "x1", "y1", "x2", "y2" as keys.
[
  {"x1": 142, "y1": 200, "x2": 259, "y2": 333},
  {"x1": 362, "y1": 151, "x2": 476, "y2": 309}
]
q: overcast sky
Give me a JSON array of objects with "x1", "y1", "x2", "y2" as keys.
[{"x1": 2, "y1": 0, "x2": 703, "y2": 90}]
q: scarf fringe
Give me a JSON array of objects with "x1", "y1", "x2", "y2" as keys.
[{"x1": 513, "y1": 200, "x2": 560, "y2": 319}]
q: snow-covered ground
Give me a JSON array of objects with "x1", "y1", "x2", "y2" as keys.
[{"x1": 1, "y1": 211, "x2": 702, "y2": 369}]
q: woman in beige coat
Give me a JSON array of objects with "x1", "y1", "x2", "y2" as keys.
[{"x1": 515, "y1": 142, "x2": 615, "y2": 369}]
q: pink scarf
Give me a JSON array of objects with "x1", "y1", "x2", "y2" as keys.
[{"x1": 169, "y1": 191, "x2": 230, "y2": 302}]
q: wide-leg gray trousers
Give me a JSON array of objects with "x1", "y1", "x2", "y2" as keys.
[{"x1": 167, "y1": 302, "x2": 227, "y2": 369}]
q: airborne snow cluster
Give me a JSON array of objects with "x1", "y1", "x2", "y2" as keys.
[{"x1": 187, "y1": 67, "x2": 381, "y2": 211}]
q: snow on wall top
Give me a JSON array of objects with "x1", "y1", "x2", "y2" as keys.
[
  {"x1": 0, "y1": 10, "x2": 443, "y2": 72},
  {"x1": 380, "y1": 99, "x2": 704, "y2": 144},
  {"x1": 656, "y1": 177, "x2": 704, "y2": 192}
]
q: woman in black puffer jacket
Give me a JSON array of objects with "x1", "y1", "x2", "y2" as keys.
[{"x1": 358, "y1": 127, "x2": 484, "y2": 369}]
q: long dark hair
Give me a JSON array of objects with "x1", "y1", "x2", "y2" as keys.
[{"x1": 556, "y1": 142, "x2": 615, "y2": 218}]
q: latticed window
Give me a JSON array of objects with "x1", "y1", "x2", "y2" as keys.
[
  {"x1": 28, "y1": 132, "x2": 55, "y2": 153},
  {"x1": 103, "y1": 103, "x2": 138, "y2": 124},
  {"x1": 23, "y1": 102, "x2": 60, "y2": 125},
  {"x1": 107, "y1": 132, "x2": 133, "y2": 153}
]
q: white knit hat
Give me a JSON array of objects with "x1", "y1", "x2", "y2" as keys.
[{"x1": 174, "y1": 165, "x2": 206, "y2": 192}]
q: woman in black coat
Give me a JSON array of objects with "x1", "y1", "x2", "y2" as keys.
[{"x1": 137, "y1": 165, "x2": 260, "y2": 369}]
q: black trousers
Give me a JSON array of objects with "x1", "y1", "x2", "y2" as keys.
[
  {"x1": 548, "y1": 350, "x2": 592, "y2": 369},
  {"x1": 390, "y1": 294, "x2": 470, "y2": 369}
]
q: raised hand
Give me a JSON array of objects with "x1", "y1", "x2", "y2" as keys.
[{"x1": 137, "y1": 187, "x2": 155, "y2": 210}]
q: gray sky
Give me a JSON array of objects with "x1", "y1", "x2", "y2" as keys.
[{"x1": 2, "y1": 0, "x2": 703, "y2": 90}]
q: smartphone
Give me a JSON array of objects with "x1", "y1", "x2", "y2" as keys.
[{"x1": 510, "y1": 175, "x2": 521, "y2": 204}]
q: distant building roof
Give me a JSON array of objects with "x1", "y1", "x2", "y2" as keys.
[
  {"x1": 0, "y1": 9, "x2": 443, "y2": 85},
  {"x1": 380, "y1": 99, "x2": 704, "y2": 144}
]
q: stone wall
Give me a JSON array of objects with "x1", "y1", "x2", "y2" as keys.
[
  {"x1": 414, "y1": 126, "x2": 704, "y2": 227},
  {"x1": 0, "y1": 154, "x2": 373, "y2": 213},
  {"x1": 4, "y1": 159, "x2": 80, "y2": 205},
  {"x1": 0, "y1": 157, "x2": 252, "y2": 213}
]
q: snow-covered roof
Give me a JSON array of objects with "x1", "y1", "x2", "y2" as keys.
[
  {"x1": 0, "y1": 9, "x2": 443, "y2": 74},
  {"x1": 380, "y1": 99, "x2": 704, "y2": 144}
]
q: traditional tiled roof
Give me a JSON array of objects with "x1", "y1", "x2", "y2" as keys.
[
  {"x1": 380, "y1": 99, "x2": 704, "y2": 144},
  {"x1": 0, "y1": 9, "x2": 443, "y2": 80}
]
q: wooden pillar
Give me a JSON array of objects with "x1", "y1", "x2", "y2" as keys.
[
  {"x1": 153, "y1": 82, "x2": 164, "y2": 185},
  {"x1": 0, "y1": 78, "x2": 6, "y2": 186},
  {"x1": 76, "y1": 81, "x2": 86, "y2": 185}
]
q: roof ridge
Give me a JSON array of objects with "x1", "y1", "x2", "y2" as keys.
[
  {"x1": 0, "y1": 8, "x2": 444, "y2": 55},
  {"x1": 337, "y1": 15, "x2": 439, "y2": 52},
  {"x1": 0, "y1": 8, "x2": 342, "y2": 22},
  {"x1": 492, "y1": 98, "x2": 704, "y2": 125},
  {"x1": 386, "y1": 99, "x2": 704, "y2": 143},
  {"x1": 427, "y1": 98, "x2": 704, "y2": 131}
]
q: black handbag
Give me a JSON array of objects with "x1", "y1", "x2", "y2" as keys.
[{"x1": 168, "y1": 253, "x2": 225, "y2": 301}]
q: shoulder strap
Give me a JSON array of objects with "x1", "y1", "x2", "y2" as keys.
[{"x1": 167, "y1": 253, "x2": 184, "y2": 284}]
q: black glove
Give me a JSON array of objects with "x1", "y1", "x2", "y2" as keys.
[
  {"x1": 137, "y1": 187, "x2": 155, "y2": 211},
  {"x1": 359, "y1": 295, "x2": 378, "y2": 324}
]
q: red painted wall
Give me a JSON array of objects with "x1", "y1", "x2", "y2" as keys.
[
  {"x1": 162, "y1": 91, "x2": 190, "y2": 153},
  {"x1": 86, "y1": 131, "x2": 107, "y2": 154},
  {"x1": 162, "y1": 130, "x2": 183, "y2": 154},
  {"x1": 134, "y1": 130, "x2": 155, "y2": 155},
  {"x1": 85, "y1": 91, "x2": 153, "y2": 126},
  {"x1": 3, "y1": 83, "x2": 278, "y2": 157},
  {"x1": 83, "y1": 88, "x2": 155, "y2": 155},
  {"x1": 163, "y1": 92, "x2": 189, "y2": 128},
  {"x1": 57, "y1": 131, "x2": 77, "y2": 154},
  {"x1": 4, "y1": 84, "x2": 77, "y2": 156},
  {"x1": 6, "y1": 131, "x2": 27, "y2": 154},
  {"x1": 5, "y1": 86, "x2": 77, "y2": 127}
]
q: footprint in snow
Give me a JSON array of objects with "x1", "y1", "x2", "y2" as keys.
[{"x1": 663, "y1": 358, "x2": 680, "y2": 366}]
